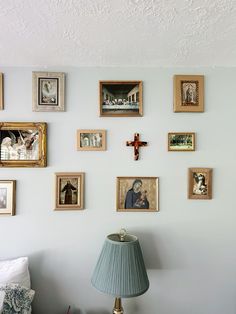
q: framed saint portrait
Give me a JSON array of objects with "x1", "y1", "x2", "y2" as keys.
[
  {"x1": 55, "y1": 172, "x2": 85, "y2": 210},
  {"x1": 0, "y1": 180, "x2": 16, "y2": 216},
  {"x1": 116, "y1": 176, "x2": 159, "y2": 212},
  {"x1": 32, "y1": 71, "x2": 65, "y2": 112},
  {"x1": 0, "y1": 122, "x2": 47, "y2": 167},
  {"x1": 99, "y1": 81, "x2": 143, "y2": 117},
  {"x1": 77, "y1": 129, "x2": 106, "y2": 151},
  {"x1": 188, "y1": 168, "x2": 212, "y2": 199},
  {"x1": 173, "y1": 75, "x2": 204, "y2": 112}
]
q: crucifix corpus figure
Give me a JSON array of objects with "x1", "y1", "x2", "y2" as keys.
[{"x1": 126, "y1": 133, "x2": 148, "y2": 160}]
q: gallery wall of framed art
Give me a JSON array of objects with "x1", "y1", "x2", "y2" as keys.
[{"x1": 0, "y1": 66, "x2": 234, "y2": 314}]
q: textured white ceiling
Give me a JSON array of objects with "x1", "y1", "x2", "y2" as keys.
[{"x1": 0, "y1": 0, "x2": 236, "y2": 67}]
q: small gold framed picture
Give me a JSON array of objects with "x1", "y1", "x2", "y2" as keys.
[
  {"x1": 174, "y1": 75, "x2": 204, "y2": 112},
  {"x1": 99, "y1": 81, "x2": 143, "y2": 117},
  {"x1": 188, "y1": 168, "x2": 212, "y2": 199},
  {"x1": 55, "y1": 173, "x2": 85, "y2": 210},
  {"x1": 77, "y1": 130, "x2": 106, "y2": 151},
  {"x1": 168, "y1": 132, "x2": 195, "y2": 151},
  {"x1": 32, "y1": 71, "x2": 65, "y2": 112},
  {"x1": 0, "y1": 73, "x2": 3, "y2": 110},
  {"x1": 116, "y1": 176, "x2": 159, "y2": 212},
  {"x1": 0, "y1": 180, "x2": 16, "y2": 216}
]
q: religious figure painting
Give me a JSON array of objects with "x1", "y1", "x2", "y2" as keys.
[
  {"x1": 77, "y1": 129, "x2": 106, "y2": 151},
  {"x1": 173, "y1": 75, "x2": 204, "y2": 112},
  {"x1": 0, "y1": 180, "x2": 16, "y2": 216},
  {"x1": 32, "y1": 71, "x2": 65, "y2": 112},
  {"x1": 116, "y1": 177, "x2": 159, "y2": 212},
  {"x1": 55, "y1": 172, "x2": 85, "y2": 210},
  {"x1": 0, "y1": 122, "x2": 47, "y2": 167},
  {"x1": 168, "y1": 132, "x2": 195, "y2": 151},
  {"x1": 0, "y1": 73, "x2": 4, "y2": 110},
  {"x1": 99, "y1": 81, "x2": 143, "y2": 117},
  {"x1": 188, "y1": 168, "x2": 212, "y2": 199}
]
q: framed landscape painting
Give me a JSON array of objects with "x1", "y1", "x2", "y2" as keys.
[
  {"x1": 55, "y1": 172, "x2": 85, "y2": 210},
  {"x1": 0, "y1": 122, "x2": 47, "y2": 167},
  {"x1": 116, "y1": 176, "x2": 159, "y2": 212},
  {"x1": 168, "y1": 132, "x2": 195, "y2": 151},
  {"x1": 99, "y1": 81, "x2": 143, "y2": 117},
  {"x1": 0, "y1": 73, "x2": 3, "y2": 110},
  {"x1": 188, "y1": 168, "x2": 212, "y2": 199},
  {"x1": 77, "y1": 129, "x2": 106, "y2": 151},
  {"x1": 0, "y1": 180, "x2": 16, "y2": 216},
  {"x1": 32, "y1": 71, "x2": 65, "y2": 112},
  {"x1": 174, "y1": 75, "x2": 204, "y2": 112}
]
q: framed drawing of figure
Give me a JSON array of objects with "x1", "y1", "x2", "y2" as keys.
[
  {"x1": 188, "y1": 168, "x2": 212, "y2": 199},
  {"x1": 55, "y1": 172, "x2": 85, "y2": 210},
  {"x1": 116, "y1": 176, "x2": 159, "y2": 212},
  {"x1": 174, "y1": 75, "x2": 204, "y2": 112},
  {"x1": 0, "y1": 180, "x2": 16, "y2": 216},
  {"x1": 32, "y1": 72, "x2": 65, "y2": 112}
]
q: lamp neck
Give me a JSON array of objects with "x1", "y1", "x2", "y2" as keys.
[{"x1": 113, "y1": 297, "x2": 124, "y2": 314}]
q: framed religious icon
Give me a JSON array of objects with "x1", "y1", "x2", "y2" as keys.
[
  {"x1": 55, "y1": 172, "x2": 85, "y2": 210},
  {"x1": 77, "y1": 129, "x2": 106, "y2": 151},
  {"x1": 0, "y1": 180, "x2": 16, "y2": 216},
  {"x1": 188, "y1": 168, "x2": 212, "y2": 199},
  {"x1": 0, "y1": 122, "x2": 47, "y2": 167},
  {"x1": 116, "y1": 176, "x2": 159, "y2": 212},
  {"x1": 32, "y1": 71, "x2": 65, "y2": 112},
  {"x1": 173, "y1": 75, "x2": 204, "y2": 112},
  {"x1": 0, "y1": 73, "x2": 3, "y2": 110},
  {"x1": 99, "y1": 81, "x2": 143, "y2": 117},
  {"x1": 168, "y1": 132, "x2": 195, "y2": 151}
]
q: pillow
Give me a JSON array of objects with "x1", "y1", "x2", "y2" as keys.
[
  {"x1": 0, "y1": 257, "x2": 31, "y2": 289},
  {"x1": 0, "y1": 283, "x2": 35, "y2": 314}
]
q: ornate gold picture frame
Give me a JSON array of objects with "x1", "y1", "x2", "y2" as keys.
[
  {"x1": 55, "y1": 172, "x2": 85, "y2": 210},
  {"x1": 174, "y1": 75, "x2": 204, "y2": 112},
  {"x1": 0, "y1": 122, "x2": 47, "y2": 167}
]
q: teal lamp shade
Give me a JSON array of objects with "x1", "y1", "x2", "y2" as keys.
[{"x1": 91, "y1": 233, "x2": 149, "y2": 298}]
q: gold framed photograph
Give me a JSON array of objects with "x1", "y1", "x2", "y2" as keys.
[
  {"x1": 0, "y1": 122, "x2": 47, "y2": 167},
  {"x1": 0, "y1": 180, "x2": 16, "y2": 216},
  {"x1": 0, "y1": 73, "x2": 3, "y2": 110},
  {"x1": 168, "y1": 132, "x2": 195, "y2": 151},
  {"x1": 77, "y1": 129, "x2": 106, "y2": 151},
  {"x1": 99, "y1": 81, "x2": 143, "y2": 117},
  {"x1": 188, "y1": 168, "x2": 212, "y2": 199},
  {"x1": 55, "y1": 172, "x2": 85, "y2": 210},
  {"x1": 174, "y1": 75, "x2": 204, "y2": 112},
  {"x1": 32, "y1": 71, "x2": 65, "y2": 112},
  {"x1": 116, "y1": 176, "x2": 159, "y2": 212}
]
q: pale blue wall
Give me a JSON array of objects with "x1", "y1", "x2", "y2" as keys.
[{"x1": 0, "y1": 67, "x2": 235, "y2": 314}]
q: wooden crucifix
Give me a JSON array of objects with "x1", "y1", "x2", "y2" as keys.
[{"x1": 126, "y1": 133, "x2": 148, "y2": 160}]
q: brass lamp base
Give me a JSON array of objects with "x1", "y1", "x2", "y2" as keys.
[{"x1": 113, "y1": 297, "x2": 124, "y2": 314}]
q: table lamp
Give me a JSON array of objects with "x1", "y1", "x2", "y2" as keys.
[{"x1": 91, "y1": 229, "x2": 149, "y2": 314}]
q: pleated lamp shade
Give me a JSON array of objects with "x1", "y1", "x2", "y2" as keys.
[{"x1": 91, "y1": 233, "x2": 149, "y2": 298}]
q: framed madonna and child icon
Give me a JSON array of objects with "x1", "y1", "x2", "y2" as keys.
[
  {"x1": 174, "y1": 75, "x2": 204, "y2": 112},
  {"x1": 55, "y1": 173, "x2": 85, "y2": 210},
  {"x1": 116, "y1": 177, "x2": 159, "y2": 212}
]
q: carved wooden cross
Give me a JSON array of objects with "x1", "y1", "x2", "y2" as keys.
[{"x1": 126, "y1": 133, "x2": 148, "y2": 160}]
